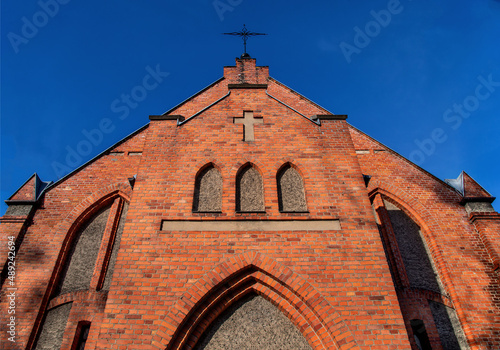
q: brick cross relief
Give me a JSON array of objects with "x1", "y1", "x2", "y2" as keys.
[{"x1": 234, "y1": 111, "x2": 263, "y2": 141}]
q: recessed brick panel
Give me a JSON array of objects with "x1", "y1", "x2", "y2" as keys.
[{"x1": 5, "y1": 204, "x2": 33, "y2": 216}]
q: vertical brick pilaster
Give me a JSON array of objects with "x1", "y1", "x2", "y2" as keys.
[
  {"x1": 0, "y1": 206, "x2": 37, "y2": 349},
  {"x1": 1, "y1": 218, "x2": 28, "y2": 267},
  {"x1": 469, "y1": 212, "x2": 500, "y2": 270}
]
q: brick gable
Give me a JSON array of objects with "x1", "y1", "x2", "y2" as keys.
[{"x1": 1, "y1": 57, "x2": 498, "y2": 350}]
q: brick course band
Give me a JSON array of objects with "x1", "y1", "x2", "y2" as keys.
[
  {"x1": 228, "y1": 83, "x2": 268, "y2": 89},
  {"x1": 149, "y1": 115, "x2": 185, "y2": 121},
  {"x1": 160, "y1": 219, "x2": 341, "y2": 232},
  {"x1": 312, "y1": 114, "x2": 348, "y2": 120}
]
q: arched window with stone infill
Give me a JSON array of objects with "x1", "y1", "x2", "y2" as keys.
[
  {"x1": 382, "y1": 198, "x2": 444, "y2": 294},
  {"x1": 194, "y1": 293, "x2": 312, "y2": 350},
  {"x1": 193, "y1": 164, "x2": 223, "y2": 212},
  {"x1": 277, "y1": 164, "x2": 307, "y2": 212},
  {"x1": 236, "y1": 164, "x2": 265, "y2": 212},
  {"x1": 33, "y1": 196, "x2": 129, "y2": 349},
  {"x1": 372, "y1": 193, "x2": 469, "y2": 350},
  {"x1": 53, "y1": 204, "x2": 112, "y2": 296}
]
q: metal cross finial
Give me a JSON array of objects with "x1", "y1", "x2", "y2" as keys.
[{"x1": 223, "y1": 24, "x2": 267, "y2": 56}]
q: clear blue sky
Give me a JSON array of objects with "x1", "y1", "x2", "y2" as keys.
[{"x1": 2, "y1": 0, "x2": 500, "y2": 215}]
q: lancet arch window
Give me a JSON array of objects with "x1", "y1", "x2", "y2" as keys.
[
  {"x1": 277, "y1": 163, "x2": 307, "y2": 212},
  {"x1": 372, "y1": 193, "x2": 469, "y2": 350},
  {"x1": 193, "y1": 164, "x2": 223, "y2": 212},
  {"x1": 33, "y1": 196, "x2": 128, "y2": 349},
  {"x1": 236, "y1": 164, "x2": 265, "y2": 212}
]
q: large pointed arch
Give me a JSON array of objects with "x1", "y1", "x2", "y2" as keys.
[
  {"x1": 48, "y1": 182, "x2": 132, "y2": 296},
  {"x1": 153, "y1": 251, "x2": 360, "y2": 350},
  {"x1": 367, "y1": 179, "x2": 472, "y2": 347},
  {"x1": 27, "y1": 181, "x2": 133, "y2": 349},
  {"x1": 367, "y1": 181, "x2": 455, "y2": 299}
]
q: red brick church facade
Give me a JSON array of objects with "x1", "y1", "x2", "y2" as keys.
[{"x1": 1, "y1": 57, "x2": 499, "y2": 349}]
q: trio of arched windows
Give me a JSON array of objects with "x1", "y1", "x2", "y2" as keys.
[{"x1": 193, "y1": 163, "x2": 307, "y2": 213}]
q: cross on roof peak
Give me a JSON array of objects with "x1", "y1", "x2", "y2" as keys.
[{"x1": 223, "y1": 24, "x2": 267, "y2": 58}]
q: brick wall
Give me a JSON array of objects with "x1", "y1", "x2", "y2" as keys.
[
  {"x1": 1, "y1": 58, "x2": 498, "y2": 349},
  {"x1": 94, "y1": 59, "x2": 410, "y2": 349},
  {"x1": 1, "y1": 130, "x2": 145, "y2": 349},
  {"x1": 350, "y1": 125, "x2": 500, "y2": 349}
]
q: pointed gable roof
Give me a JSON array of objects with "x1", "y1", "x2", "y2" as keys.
[
  {"x1": 7, "y1": 173, "x2": 52, "y2": 203},
  {"x1": 151, "y1": 57, "x2": 343, "y2": 127},
  {"x1": 445, "y1": 171, "x2": 493, "y2": 201},
  {"x1": 462, "y1": 172, "x2": 491, "y2": 198}
]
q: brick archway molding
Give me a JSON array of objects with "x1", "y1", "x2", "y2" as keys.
[{"x1": 153, "y1": 251, "x2": 360, "y2": 350}]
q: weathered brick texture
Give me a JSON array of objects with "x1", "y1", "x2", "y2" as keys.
[
  {"x1": 350, "y1": 125, "x2": 500, "y2": 349},
  {"x1": 1, "y1": 58, "x2": 498, "y2": 350}
]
